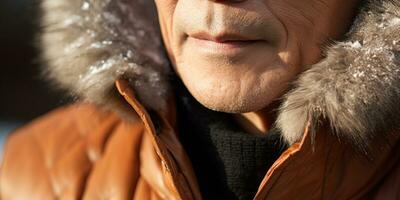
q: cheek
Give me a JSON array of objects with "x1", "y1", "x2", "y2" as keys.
[
  {"x1": 154, "y1": 1, "x2": 178, "y2": 65},
  {"x1": 266, "y1": 0, "x2": 360, "y2": 66},
  {"x1": 266, "y1": 0, "x2": 326, "y2": 65}
]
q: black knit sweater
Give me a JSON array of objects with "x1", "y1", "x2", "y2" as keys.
[{"x1": 175, "y1": 82, "x2": 287, "y2": 200}]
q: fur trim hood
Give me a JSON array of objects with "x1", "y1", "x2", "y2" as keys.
[{"x1": 40, "y1": 0, "x2": 400, "y2": 149}]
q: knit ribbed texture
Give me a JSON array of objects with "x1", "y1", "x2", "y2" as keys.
[{"x1": 174, "y1": 80, "x2": 287, "y2": 200}]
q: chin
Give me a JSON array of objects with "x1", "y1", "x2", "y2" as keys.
[
  {"x1": 187, "y1": 86, "x2": 277, "y2": 114},
  {"x1": 174, "y1": 49, "x2": 299, "y2": 114}
]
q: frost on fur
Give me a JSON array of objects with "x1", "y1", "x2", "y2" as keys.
[
  {"x1": 276, "y1": 0, "x2": 400, "y2": 150},
  {"x1": 40, "y1": 0, "x2": 171, "y2": 118}
]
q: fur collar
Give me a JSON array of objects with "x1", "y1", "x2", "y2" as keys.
[
  {"x1": 40, "y1": 0, "x2": 400, "y2": 149},
  {"x1": 276, "y1": 0, "x2": 400, "y2": 150}
]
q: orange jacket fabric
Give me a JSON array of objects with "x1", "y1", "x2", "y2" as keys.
[{"x1": 1, "y1": 80, "x2": 399, "y2": 200}]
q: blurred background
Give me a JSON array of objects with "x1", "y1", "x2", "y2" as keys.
[{"x1": 0, "y1": 0, "x2": 67, "y2": 145}]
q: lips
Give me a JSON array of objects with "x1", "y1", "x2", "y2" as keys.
[
  {"x1": 189, "y1": 31, "x2": 260, "y2": 43},
  {"x1": 187, "y1": 31, "x2": 263, "y2": 52}
]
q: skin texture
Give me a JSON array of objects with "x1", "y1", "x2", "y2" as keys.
[{"x1": 154, "y1": 0, "x2": 360, "y2": 134}]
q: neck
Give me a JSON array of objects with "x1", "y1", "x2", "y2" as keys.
[{"x1": 232, "y1": 101, "x2": 279, "y2": 136}]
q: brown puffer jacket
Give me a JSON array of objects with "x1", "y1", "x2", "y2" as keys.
[{"x1": 1, "y1": 0, "x2": 400, "y2": 199}]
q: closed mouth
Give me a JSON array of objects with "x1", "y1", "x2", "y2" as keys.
[
  {"x1": 189, "y1": 31, "x2": 260, "y2": 43},
  {"x1": 187, "y1": 31, "x2": 264, "y2": 51}
]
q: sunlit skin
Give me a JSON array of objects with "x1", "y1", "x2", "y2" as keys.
[{"x1": 154, "y1": 0, "x2": 360, "y2": 135}]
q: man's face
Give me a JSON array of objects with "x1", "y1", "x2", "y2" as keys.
[{"x1": 154, "y1": 0, "x2": 360, "y2": 113}]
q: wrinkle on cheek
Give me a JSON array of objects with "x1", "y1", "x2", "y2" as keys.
[
  {"x1": 154, "y1": 1, "x2": 179, "y2": 67},
  {"x1": 264, "y1": 2, "x2": 289, "y2": 51},
  {"x1": 264, "y1": 0, "x2": 324, "y2": 59}
]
